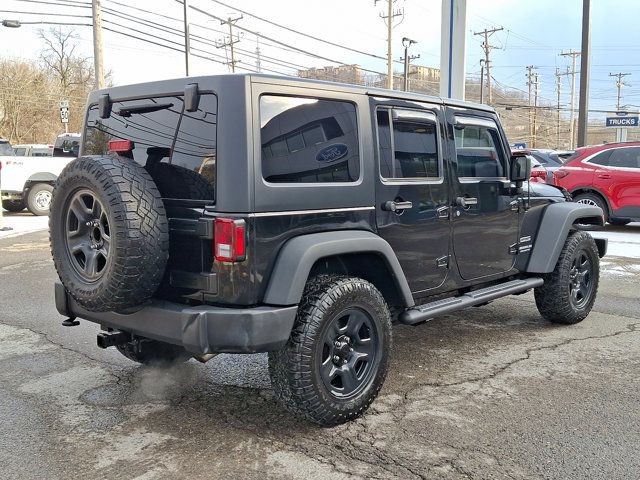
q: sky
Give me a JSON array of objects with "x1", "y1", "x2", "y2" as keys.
[{"x1": 2, "y1": 0, "x2": 640, "y2": 123}]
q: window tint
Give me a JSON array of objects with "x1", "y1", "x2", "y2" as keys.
[
  {"x1": 14, "y1": 147, "x2": 26, "y2": 156},
  {"x1": 83, "y1": 94, "x2": 217, "y2": 201},
  {"x1": 260, "y1": 95, "x2": 360, "y2": 183},
  {"x1": 377, "y1": 108, "x2": 439, "y2": 179},
  {"x1": 588, "y1": 150, "x2": 612, "y2": 166},
  {"x1": 454, "y1": 123, "x2": 506, "y2": 178},
  {"x1": 608, "y1": 147, "x2": 640, "y2": 169}
]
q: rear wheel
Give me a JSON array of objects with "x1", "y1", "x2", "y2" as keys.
[
  {"x1": 534, "y1": 231, "x2": 599, "y2": 324},
  {"x1": 2, "y1": 200, "x2": 25, "y2": 212},
  {"x1": 573, "y1": 192, "x2": 608, "y2": 223},
  {"x1": 27, "y1": 183, "x2": 53, "y2": 216},
  {"x1": 268, "y1": 275, "x2": 392, "y2": 426}
]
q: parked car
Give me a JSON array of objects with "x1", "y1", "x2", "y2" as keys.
[
  {"x1": 13, "y1": 144, "x2": 54, "y2": 157},
  {"x1": 516, "y1": 149, "x2": 567, "y2": 184},
  {"x1": 0, "y1": 133, "x2": 80, "y2": 215},
  {"x1": 50, "y1": 74, "x2": 605, "y2": 426},
  {"x1": 553, "y1": 142, "x2": 640, "y2": 225}
]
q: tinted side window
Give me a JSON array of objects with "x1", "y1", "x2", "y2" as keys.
[
  {"x1": 377, "y1": 108, "x2": 439, "y2": 179},
  {"x1": 608, "y1": 147, "x2": 640, "y2": 168},
  {"x1": 588, "y1": 150, "x2": 612, "y2": 166},
  {"x1": 14, "y1": 147, "x2": 26, "y2": 156},
  {"x1": 260, "y1": 95, "x2": 360, "y2": 183},
  {"x1": 454, "y1": 123, "x2": 506, "y2": 178},
  {"x1": 83, "y1": 94, "x2": 217, "y2": 201}
]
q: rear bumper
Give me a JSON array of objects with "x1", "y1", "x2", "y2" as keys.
[{"x1": 54, "y1": 282, "x2": 297, "y2": 354}]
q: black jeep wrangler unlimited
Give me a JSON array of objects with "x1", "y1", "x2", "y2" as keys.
[{"x1": 50, "y1": 74, "x2": 606, "y2": 426}]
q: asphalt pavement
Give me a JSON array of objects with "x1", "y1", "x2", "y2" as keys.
[{"x1": 1, "y1": 227, "x2": 639, "y2": 479}]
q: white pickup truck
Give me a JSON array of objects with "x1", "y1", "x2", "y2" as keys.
[{"x1": 0, "y1": 134, "x2": 80, "y2": 215}]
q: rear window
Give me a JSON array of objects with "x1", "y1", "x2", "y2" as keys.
[
  {"x1": 83, "y1": 94, "x2": 217, "y2": 201},
  {"x1": 260, "y1": 95, "x2": 360, "y2": 183}
]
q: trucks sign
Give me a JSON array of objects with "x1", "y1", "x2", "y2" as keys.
[{"x1": 605, "y1": 116, "x2": 638, "y2": 127}]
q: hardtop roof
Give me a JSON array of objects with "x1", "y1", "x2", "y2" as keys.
[{"x1": 89, "y1": 73, "x2": 495, "y2": 114}]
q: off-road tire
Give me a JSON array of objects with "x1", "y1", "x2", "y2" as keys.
[
  {"x1": 2, "y1": 200, "x2": 25, "y2": 212},
  {"x1": 116, "y1": 339, "x2": 190, "y2": 365},
  {"x1": 50, "y1": 155, "x2": 169, "y2": 312},
  {"x1": 146, "y1": 162, "x2": 215, "y2": 201},
  {"x1": 534, "y1": 230, "x2": 599, "y2": 324},
  {"x1": 27, "y1": 183, "x2": 54, "y2": 216},
  {"x1": 268, "y1": 275, "x2": 392, "y2": 426}
]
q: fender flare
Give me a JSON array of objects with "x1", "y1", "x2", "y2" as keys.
[
  {"x1": 263, "y1": 230, "x2": 414, "y2": 307},
  {"x1": 526, "y1": 202, "x2": 605, "y2": 273},
  {"x1": 27, "y1": 172, "x2": 57, "y2": 185}
]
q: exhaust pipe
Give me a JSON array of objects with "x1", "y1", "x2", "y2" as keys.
[{"x1": 192, "y1": 353, "x2": 218, "y2": 364}]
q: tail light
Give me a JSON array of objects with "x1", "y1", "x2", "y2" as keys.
[
  {"x1": 530, "y1": 168, "x2": 547, "y2": 179},
  {"x1": 108, "y1": 140, "x2": 134, "y2": 153},
  {"x1": 214, "y1": 218, "x2": 246, "y2": 262}
]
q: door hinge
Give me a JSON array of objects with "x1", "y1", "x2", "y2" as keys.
[{"x1": 436, "y1": 255, "x2": 449, "y2": 268}]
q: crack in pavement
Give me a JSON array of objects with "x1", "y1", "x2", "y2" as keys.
[{"x1": 408, "y1": 322, "x2": 639, "y2": 391}]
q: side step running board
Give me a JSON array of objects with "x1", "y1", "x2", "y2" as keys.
[{"x1": 399, "y1": 277, "x2": 543, "y2": 326}]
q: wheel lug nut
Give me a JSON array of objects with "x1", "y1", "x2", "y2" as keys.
[{"x1": 333, "y1": 355, "x2": 340, "y2": 363}]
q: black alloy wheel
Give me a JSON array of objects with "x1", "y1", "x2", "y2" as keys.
[
  {"x1": 318, "y1": 307, "x2": 381, "y2": 399},
  {"x1": 568, "y1": 249, "x2": 594, "y2": 309},
  {"x1": 63, "y1": 189, "x2": 111, "y2": 282}
]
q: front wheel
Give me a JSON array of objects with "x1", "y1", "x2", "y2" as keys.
[
  {"x1": 268, "y1": 275, "x2": 392, "y2": 426},
  {"x1": 534, "y1": 231, "x2": 600, "y2": 324}
]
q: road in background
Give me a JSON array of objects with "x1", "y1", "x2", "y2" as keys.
[{"x1": 0, "y1": 211, "x2": 49, "y2": 240}]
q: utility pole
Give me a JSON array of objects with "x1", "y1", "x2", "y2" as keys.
[
  {"x1": 91, "y1": 0, "x2": 105, "y2": 89},
  {"x1": 526, "y1": 65, "x2": 538, "y2": 147},
  {"x1": 400, "y1": 37, "x2": 419, "y2": 92},
  {"x1": 577, "y1": 0, "x2": 591, "y2": 147},
  {"x1": 610, "y1": 72, "x2": 631, "y2": 142},
  {"x1": 183, "y1": 0, "x2": 190, "y2": 76},
  {"x1": 473, "y1": 26, "x2": 503, "y2": 104},
  {"x1": 376, "y1": 0, "x2": 404, "y2": 89},
  {"x1": 255, "y1": 36, "x2": 261, "y2": 73},
  {"x1": 556, "y1": 68, "x2": 562, "y2": 148},
  {"x1": 532, "y1": 73, "x2": 540, "y2": 148},
  {"x1": 216, "y1": 15, "x2": 243, "y2": 73},
  {"x1": 609, "y1": 72, "x2": 630, "y2": 110},
  {"x1": 560, "y1": 50, "x2": 580, "y2": 149},
  {"x1": 479, "y1": 59, "x2": 485, "y2": 103}
]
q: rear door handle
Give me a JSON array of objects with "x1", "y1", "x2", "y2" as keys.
[
  {"x1": 456, "y1": 196, "x2": 478, "y2": 208},
  {"x1": 597, "y1": 173, "x2": 611, "y2": 179},
  {"x1": 382, "y1": 200, "x2": 413, "y2": 212}
]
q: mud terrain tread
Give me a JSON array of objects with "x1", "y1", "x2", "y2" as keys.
[
  {"x1": 268, "y1": 275, "x2": 392, "y2": 426},
  {"x1": 534, "y1": 230, "x2": 599, "y2": 324},
  {"x1": 50, "y1": 155, "x2": 169, "y2": 312}
]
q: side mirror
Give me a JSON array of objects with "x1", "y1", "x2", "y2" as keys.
[
  {"x1": 510, "y1": 154, "x2": 530, "y2": 185},
  {"x1": 184, "y1": 83, "x2": 200, "y2": 112}
]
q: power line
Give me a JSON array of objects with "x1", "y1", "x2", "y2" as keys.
[{"x1": 473, "y1": 27, "x2": 503, "y2": 104}]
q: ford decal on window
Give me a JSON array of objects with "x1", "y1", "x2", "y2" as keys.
[{"x1": 316, "y1": 143, "x2": 348, "y2": 163}]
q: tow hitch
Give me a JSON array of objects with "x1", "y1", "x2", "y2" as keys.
[{"x1": 96, "y1": 330, "x2": 131, "y2": 349}]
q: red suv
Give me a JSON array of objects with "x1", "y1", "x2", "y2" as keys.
[{"x1": 553, "y1": 142, "x2": 640, "y2": 225}]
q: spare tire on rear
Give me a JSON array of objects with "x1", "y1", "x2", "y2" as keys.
[{"x1": 50, "y1": 155, "x2": 169, "y2": 312}]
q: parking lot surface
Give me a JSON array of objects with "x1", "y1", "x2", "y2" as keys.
[{"x1": 1, "y1": 228, "x2": 639, "y2": 480}]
